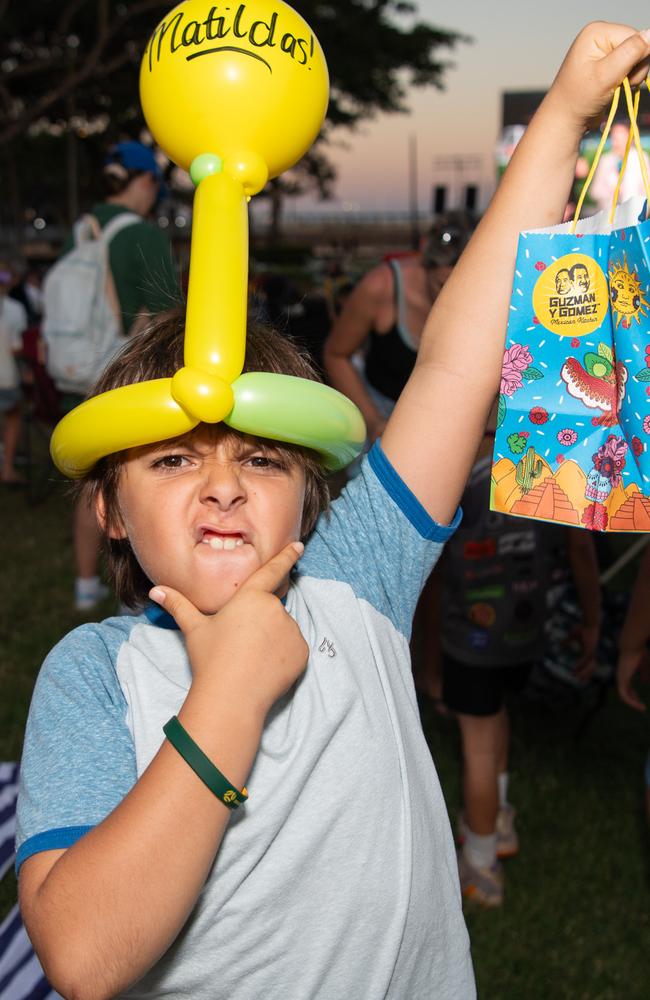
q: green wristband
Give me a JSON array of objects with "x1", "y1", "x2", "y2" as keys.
[{"x1": 163, "y1": 715, "x2": 248, "y2": 809}]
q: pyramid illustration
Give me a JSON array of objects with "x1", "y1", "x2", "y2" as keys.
[
  {"x1": 609, "y1": 491, "x2": 650, "y2": 531},
  {"x1": 511, "y1": 477, "x2": 579, "y2": 524}
]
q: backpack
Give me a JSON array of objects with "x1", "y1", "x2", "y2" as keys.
[{"x1": 42, "y1": 212, "x2": 139, "y2": 393}]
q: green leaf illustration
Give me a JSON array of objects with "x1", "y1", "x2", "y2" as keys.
[
  {"x1": 634, "y1": 367, "x2": 650, "y2": 383},
  {"x1": 597, "y1": 343, "x2": 614, "y2": 364},
  {"x1": 507, "y1": 432, "x2": 528, "y2": 454},
  {"x1": 497, "y1": 394, "x2": 506, "y2": 429},
  {"x1": 522, "y1": 367, "x2": 544, "y2": 381}
]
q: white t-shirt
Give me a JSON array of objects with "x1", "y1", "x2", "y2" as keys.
[
  {"x1": 0, "y1": 295, "x2": 27, "y2": 390},
  {"x1": 17, "y1": 445, "x2": 474, "y2": 999}
]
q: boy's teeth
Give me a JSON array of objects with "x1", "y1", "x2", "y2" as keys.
[{"x1": 207, "y1": 535, "x2": 245, "y2": 550}]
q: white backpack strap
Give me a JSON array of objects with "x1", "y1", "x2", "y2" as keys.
[
  {"x1": 101, "y1": 212, "x2": 141, "y2": 246},
  {"x1": 73, "y1": 214, "x2": 102, "y2": 246}
]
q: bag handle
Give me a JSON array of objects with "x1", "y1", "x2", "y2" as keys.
[{"x1": 571, "y1": 78, "x2": 650, "y2": 233}]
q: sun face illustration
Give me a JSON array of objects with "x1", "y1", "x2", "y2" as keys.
[{"x1": 608, "y1": 255, "x2": 649, "y2": 328}]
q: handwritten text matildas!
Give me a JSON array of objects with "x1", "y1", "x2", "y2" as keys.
[{"x1": 145, "y1": 3, "x2": 316, "y2": 73}]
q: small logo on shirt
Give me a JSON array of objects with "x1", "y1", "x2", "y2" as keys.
[{"x1": 318, "y1": 637, "x2": 337, "y2": 658}]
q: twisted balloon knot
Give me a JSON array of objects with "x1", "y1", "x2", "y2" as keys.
[{"x1": 171, "y1": 366, "x2": 235, "y2": 424}]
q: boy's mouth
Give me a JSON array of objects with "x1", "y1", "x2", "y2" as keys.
[{"x1": 199, "y1": 526, "x2": 247, "y2": 551}]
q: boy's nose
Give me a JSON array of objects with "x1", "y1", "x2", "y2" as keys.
[{"x1": 198, "y1": 461, "x2": 246, "y2": 509}]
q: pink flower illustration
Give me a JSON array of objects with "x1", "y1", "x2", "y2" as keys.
[
  {"x1": 644, "y1": 414, "x2": 650, "y2": 434},
  {"x1": 556, "y1": 454, "x2": 565, "y2": 464},
  {"x1": 500, "y1": 343, "x2": 533, "y2": 397},
  {"x1": 592, "y1": 434, "x2": 628, "y2": 487},
  {"x1": 533, "y1": 317, "x2": 540, "y2": 325},
  {"x1": 582, "y1": 503, "x2": 609, "y2": 532},
  {"x1": 632, "y1": 436, "x2": 643, "y2": 457},
  {"x1": 534, "y1": 261, "x2": 546, "y2": 271},
  {"x1": 557, "y1": 428, "x2": 578, "y2": 447},
  {"x1": 571, "y1": 338, "x2": 580, "y2": 348},
  {"x1": 529, "y1": 406, "x2": 548, "y2": 425}
]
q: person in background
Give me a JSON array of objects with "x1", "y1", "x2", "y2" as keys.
[
  {"x1": 616, "y1": 541, "x2": 650, "y2": 824},
  {"x1": 65, "y1": 141, "x2": 180, "y2": 611},
  {"x1": 0, "y1": 261, "x2": 28, "y2": 485},
  {"x1": 323, "y1": 214, "x2": 471, "y2": 443},
  {"x1": 579, "y1": 122, "x2": 650, "y2": 215},
  {"x1": 437, "y1": 421, "x2": 602, "y2": 907}
]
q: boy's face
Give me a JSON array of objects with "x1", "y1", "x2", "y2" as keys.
[{"x1": 102, "y1": 425, "x2": 306, "y2": 614}]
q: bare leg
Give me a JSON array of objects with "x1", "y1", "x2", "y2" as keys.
[
  {"x1": 74, "y1": 489, "x2": 102, "y2": 579},
  {"x1": 1, "y1": 404, "x2": 23, "y2": 481},
  {"x1": 458, "y1": 707, "x2": 507, "y2": 836}
]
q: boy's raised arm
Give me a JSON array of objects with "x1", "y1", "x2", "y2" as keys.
[{"x1": 381, "y1": 24, "x2": 650, "y2": 526}]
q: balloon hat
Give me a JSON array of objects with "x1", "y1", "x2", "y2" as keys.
[{"x1": 50, "y1": 0, "x2": 365, "y2": 478}]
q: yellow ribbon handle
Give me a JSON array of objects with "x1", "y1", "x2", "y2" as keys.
[
  {"x1": 571, "y1": 76, "x2": 650, "y2": 233},
  {"x1": 571, "y1": 86, "x2": 620, "y2": 233}
]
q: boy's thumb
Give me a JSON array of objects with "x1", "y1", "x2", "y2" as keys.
[{"x1": 149, "y1": 585, "x2": 201, "y2": 633}]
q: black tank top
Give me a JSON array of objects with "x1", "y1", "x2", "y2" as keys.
[{"x1": 364, "y1": 260, "x2": 418, "y2": 402}]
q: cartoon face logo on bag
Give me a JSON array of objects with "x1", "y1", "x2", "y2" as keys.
[
  {"x1": 608, "y1": 254, "x2": 649, "y2": 329},
  {"x1": 532, "y1": 254, "x2": 609, "y2": 338}
]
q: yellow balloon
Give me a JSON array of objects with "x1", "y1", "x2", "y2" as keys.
[
  {"x1": 50, "y1": 0, "x2": 366, "y2": 480},
  {"x1": 140, "y1": 0, "x2": 329, "y2": 183}
]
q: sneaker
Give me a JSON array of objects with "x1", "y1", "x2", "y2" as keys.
[
  {"x1": 74, "y1": 578, "x2": 110, "y2": 611},
  {"x1": 458, "y1": 851, "x2": 504, "y2": 908},
  {"x1": 458, "y1": 805, "x2": 519, "y2": 860}
]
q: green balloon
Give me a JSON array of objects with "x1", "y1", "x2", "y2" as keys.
[{"x1": 226, "y1": 372, "x2": 366, "y2": 470}]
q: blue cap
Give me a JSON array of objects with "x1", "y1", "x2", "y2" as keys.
[{"x1": 106, "y1": 141, "x2": 163, "y2": 180}]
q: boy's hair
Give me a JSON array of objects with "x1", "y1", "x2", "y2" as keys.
[{"x1": 83, "y1": 308, "x2": 330, "y2": 607}]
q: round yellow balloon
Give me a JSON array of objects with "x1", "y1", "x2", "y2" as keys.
[{"x1": 140, "y1": 0, "x2": 329, "y2": 186}]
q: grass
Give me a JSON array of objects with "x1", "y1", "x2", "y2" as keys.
[{"x1": 1, "y1": 456, "x2": 649, "y2": 997}]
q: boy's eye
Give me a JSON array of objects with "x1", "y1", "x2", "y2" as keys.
[
  {"x1": 152, "y1": 454, "x2": 190, "y2": 469},
  {"x1": 246, "y1": 454, "x2": 284, "y2": 470}
]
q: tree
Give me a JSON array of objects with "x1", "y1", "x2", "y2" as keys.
[{"x1": 0, "y1": 1, "x2": 467, "y2": 236}]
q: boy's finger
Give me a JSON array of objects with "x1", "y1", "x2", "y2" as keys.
[
  {"x1": 242, "y1": 541, "x2": 304, "y2": 595},
  {"x1": 595, "y1": 27, "x2": 650, "y2": 88},
  {"x1": 617, "y1": 677, "x2": 646, "y2": 712},
  {"x1": 149, "y1": 585, "x2": 202, "y2": 633}
]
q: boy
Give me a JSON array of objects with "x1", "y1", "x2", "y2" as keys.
[
  {"x1": 616, "y1": 541, "x2": 650, "y2": 824},
  {"x1": 437, "y1": 426, "x2": 601, "y2": 907},
  {"x1": 16, "y1": 23, "x2": 650, "y2": 1000}
]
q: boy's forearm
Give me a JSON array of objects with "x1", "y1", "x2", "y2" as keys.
[
  {"x1": 567, "y1": 531, "x2": 602, "y2": 627},
  {"x1": 620, "y1": 546, "x2": 650, "y2": 651},
  {"x1": 21, "y1": 683, "x2": 263, "y2": 1000}
]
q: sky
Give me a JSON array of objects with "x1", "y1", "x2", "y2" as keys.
[{"x1": 291, "y1": 0, "x2": 650, "y2": 215}]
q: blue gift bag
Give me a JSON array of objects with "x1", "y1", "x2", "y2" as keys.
[{"x1": 492, "y1": 83, "x2": 650, "y2": 532}]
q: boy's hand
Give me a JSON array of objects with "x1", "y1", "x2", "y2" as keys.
[
  {"x1": 549, "y1": 24, "x2": 650, "y2": 130},
  {"x1": 149, "y1": 541, "x2": 309, "y2": 725},
  {"x1": 617, "y1": 647, "x2": 647, "y2": 712}
]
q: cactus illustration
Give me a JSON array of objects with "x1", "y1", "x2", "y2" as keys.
[{"x1": 515, "y1": 446, "x2": 543, "y2": 494}]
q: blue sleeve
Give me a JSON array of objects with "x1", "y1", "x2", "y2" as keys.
[
  {"x1": 16, "y1": 622, "x2": 137, "y2": 873},
  {"x1": 298, "y1": 441, "x2": 461, "y2": 638}
]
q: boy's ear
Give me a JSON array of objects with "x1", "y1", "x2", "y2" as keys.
[{"x1": 94, "y1": 490, "x2": 127, "y2": 540}]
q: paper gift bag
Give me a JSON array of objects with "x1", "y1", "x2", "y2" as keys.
[{"x1": 492, "y1": 83, "x2": 650, "y2": 533}]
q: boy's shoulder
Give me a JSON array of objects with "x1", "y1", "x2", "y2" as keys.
[{"x1": 42, "y1": 614, "x2": 147, "y2": 688}]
